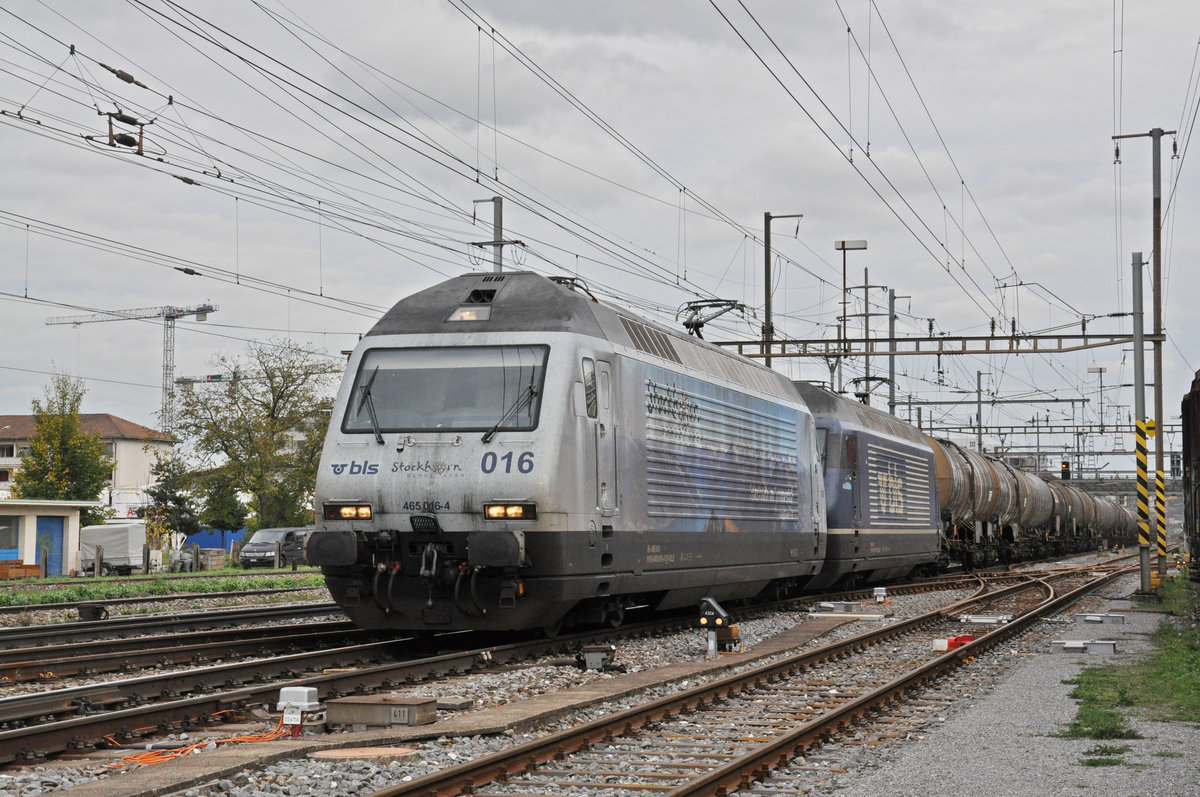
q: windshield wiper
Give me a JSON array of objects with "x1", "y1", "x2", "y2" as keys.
[
  {"x1": 481, "y1": 383, "x2": 537, "y2": 444},
  {"x1": 356, "y1": 366, "x2": 384, "y2": 445}
]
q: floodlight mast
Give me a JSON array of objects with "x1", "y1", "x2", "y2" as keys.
[{"x1": 46, "y1": 304, "x2": 217, "y2": 435}]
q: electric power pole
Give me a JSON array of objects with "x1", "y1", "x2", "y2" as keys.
[
  {"x1": 763, "y1": 212, "x2": 803, "y2": 368},
  {"x1": 471, "y1": 196, "x2": 523, "y2": 273}
]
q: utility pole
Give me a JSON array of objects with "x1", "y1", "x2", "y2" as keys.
[
  {"x1": 845, "y1": 268, "x2": 887, "y2": 405},
  {"x1": 976, "y1": 370, "x2": 990, "y2": 453},
  {"x1": 46, "y1": 304, "x2": 217, "y2": 435},
  {"x1": 1114, "y1": 127, "x2": 1175, "y2": 575},
  {"x1": 889, "y1": 289, "x2": 897, "y2": 415},
  {"x1": 888, "y1": 289, "x2": 910, "y2": 417},
  {"x1": 1088, "y1": 366, "x2": 1107, "y2": 432},
  {"x1": 471, "y1": 197, "x2": 522, "y2": 273},
  {"x1": 1132, "y1": 251, "x2": 1152, "y2": 593},
  {"x1": 763, "y1": 212, "x2": 803, "y2": 368},
  {"x1": 834, "y1": 240, "x2": 867, "y2": 390}
]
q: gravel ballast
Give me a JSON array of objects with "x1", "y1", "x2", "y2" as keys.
[{"x1": 4, "y1": 569, "x2": 1197, "y2": 796}]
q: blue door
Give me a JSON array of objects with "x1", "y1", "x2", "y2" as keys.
[{"x1": 35, "y1": 516, "x2": 64, "y2": 577}]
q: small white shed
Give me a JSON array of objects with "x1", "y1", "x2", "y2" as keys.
[{"x1": 0, "y1": 499, "x2": 102, "y2": 577}]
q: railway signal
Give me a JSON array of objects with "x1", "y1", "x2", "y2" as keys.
[{"x1": 699, "y1": 597, "x2": 730, "y2": 659}]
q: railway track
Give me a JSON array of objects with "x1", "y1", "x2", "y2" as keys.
[
  {"x1": 0, "y1": 585, "x2": 325, "y2": 621},
  {"x1": 0, "y1": 609, "x2": 705, "y2": 765},
  {"x1": 0, "y1": 602, "x2": 342, "y2": 649},
  {"x1": 0, "y1": 572, "x2": 977, "y2": 765},
  {"x1": 0, "y1": 560, "x2": 1123, "y2": 770},
  {"x1": 0, "y1": 619, "x2": 372, "y2": 684},
  {"x1": 365, "y1": 564, "x2": 1128, "y2": 796}
]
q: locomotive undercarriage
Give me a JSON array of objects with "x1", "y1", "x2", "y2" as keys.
[
  {"x1": 315, "y1": 522, "x2": 829, "y2": 633},
  {"x1": 318, "y1": 527, "x2": 544, "y2": 631}
]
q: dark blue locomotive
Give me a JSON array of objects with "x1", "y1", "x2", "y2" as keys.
[{"x1": 306, "y1": 272, "x2": 1136, "y2": 632}]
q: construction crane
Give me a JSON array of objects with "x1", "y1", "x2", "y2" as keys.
[
  {"x1": 46, "y1": 304, "x2": 217, "y2": 435},
  {"x1": 174, "y1": 371, "x2": 239, "y2": 392}
]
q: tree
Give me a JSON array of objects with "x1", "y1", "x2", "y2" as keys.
[
  {"x1": 12, "y1": 376, "x2": 112, "y2": 525},
  {"x1": 143, "y1": 454, "x2": 200, "y2": 544},
  {"x1": 175, "y1": 340, "x2": 336, "y2": 530},
  {"x1": 199, "y1": 470, "x2": 247, "y2": 551},
  {"x1": 11, "y1": 375, "x2": 114, "y2": 527}
]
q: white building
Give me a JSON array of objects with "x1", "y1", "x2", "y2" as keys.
[{"x1": 0, "y1": 414, "x2": 173, "y2": 517}]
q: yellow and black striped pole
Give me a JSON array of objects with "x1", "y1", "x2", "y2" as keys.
[
  {"x1": 1156, "y1": 469, "x2": 1167, "y2": 573},
  {"x1": 1136, "y1": 420, "x2": 1152, "y2": 592}
]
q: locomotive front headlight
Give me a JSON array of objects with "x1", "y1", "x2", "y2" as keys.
[
  {"x1": 483, "y1": 502, "x2": 537, "y2": 520},
  {"x1": 324, "y1": 503, "x2": 373, "y2": 520},
  {"x1": 447, "y1": 306, "x2": 491, "y2": 322}
]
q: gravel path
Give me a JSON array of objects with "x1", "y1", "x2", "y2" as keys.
[{"x1": 829, "y1": 577, "x2": 1199, "y2": 797}]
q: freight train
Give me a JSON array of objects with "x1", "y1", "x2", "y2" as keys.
[
  {"x1": 306, "y1": 272, "x2": 1137, "y2": 633},
  {"x1": 1181, "y1": 369, "x2": 1200, "y2": 581}
]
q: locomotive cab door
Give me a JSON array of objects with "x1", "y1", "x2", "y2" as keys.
[
  {"x1": 580, "y1": 358, "x2": 619, "y2": 517},
  {"x1": 595, "y1": 360, "x2": 618, "y2": 515}
]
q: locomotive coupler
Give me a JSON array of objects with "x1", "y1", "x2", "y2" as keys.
[
  {"x1": 419, "y1": 543, "x2": 439, "y2": 608},
  {"x1": 419, "y1": 542, "x2": 438, "y2": 578}
]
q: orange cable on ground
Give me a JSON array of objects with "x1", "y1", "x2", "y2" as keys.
[{"x1": 107, "y1": 717, "x2": 291, "y2": 768}]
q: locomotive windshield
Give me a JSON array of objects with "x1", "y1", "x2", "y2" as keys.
[{"x1": 342, "y1": 345, "x2": 549, "y2": 433}]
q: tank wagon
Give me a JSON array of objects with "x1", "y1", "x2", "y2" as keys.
[
  {"x1": 307, "y1": 272, "x2": 1137, "y2": 633},
  {"x1": 924, "y1": 437, "x2": 1132, "y2": 567}
]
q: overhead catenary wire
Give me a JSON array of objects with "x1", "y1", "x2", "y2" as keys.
[
  {"x1": 0, "y1": 3, "x2": 1167, "y2": 435},
  {"x1": 713, "y1": 0, "x2": 1002, "y2": 321},
  {"x1": 3, "y1": 2, "x2": 840, "y2": 353}
]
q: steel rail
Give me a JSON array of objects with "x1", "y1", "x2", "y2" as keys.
[
  {"x1": 0, "y1": 602, "x2": 341, "y2": 649},
  {"x1": 0, "y1": 623, "x2": 373, "y2": 683},
  {"x1": 0, "y1": 586, "x2": 324, "y2": 618},
  {"x1": 0, "y1": 565, "x2": 1092, "y2": 766},
  {"x1": 0, "y1": 611, "x2": 698, "y2": 764},
  {"x1": 366, "y1": 568, "x2": 1116, "y2": 796},
  {"x1": 671, "y1": 567, "x2": 1130, "y2": 795}
]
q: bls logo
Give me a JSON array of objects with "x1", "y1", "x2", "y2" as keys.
[{"x1": 330, "y1": 461, "x2": 379, "y2": 476}]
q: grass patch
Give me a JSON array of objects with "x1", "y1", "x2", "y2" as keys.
[
  {"x1": 1078, "y1": 757, "x2": 1124, "y2": 767},
  {"x1": 1083, "y1": 744, "x2": 1132, "y2": 756},
  {"x1": 0, "y1": 573, "x2": 326, "y2": 607},
  {"x1": 1058, "y1": 577, "x2": 1200, "y2": 740}
]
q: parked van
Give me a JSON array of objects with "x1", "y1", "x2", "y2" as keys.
[{"x1": 238, "y1": 527, "x2": 311, "y2": 568}]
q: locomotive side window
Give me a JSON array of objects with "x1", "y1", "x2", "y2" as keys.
[
  {"x1": 582, "y1": 358, "x2": 598, "y2": 418},
  {"x1": 342, "y1": 345, "x2": 549, "y2": 433}
]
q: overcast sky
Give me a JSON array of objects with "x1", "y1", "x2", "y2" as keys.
[{"x1": 1, "y1": 1, "x2": 1197, "y2": 463}]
